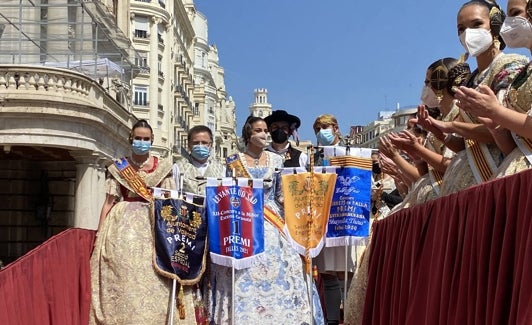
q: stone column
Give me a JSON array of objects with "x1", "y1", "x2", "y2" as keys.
[
  {"x1": 149, "y1": 16, "x2": 161, "y2": 131},
  {"x1": 162, "y1": 22, "x2": 171, "y2": 141},
  {"x1": 71, "y1": 151, "x2": 107, "y2": 230}
]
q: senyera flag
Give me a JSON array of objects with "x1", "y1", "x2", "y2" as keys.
[
  {"x1": 151, "y1": 188, "x2": 208, "y2": 285},
  {"x1": 206, "y1": 177, "x2": 264, "y2": 270}
]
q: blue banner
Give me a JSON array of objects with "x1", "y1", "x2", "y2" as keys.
[
  {"x1": 206, "y1": 178, "x2": 265, "y2": 270},
  {"x1": 151, "y1": 197, "x2": 207, "y2": 284},
  {"x1": 326, "y1": 166, "x2": 371, "y2": 246}
]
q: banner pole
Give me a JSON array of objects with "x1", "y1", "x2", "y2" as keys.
[
  {"x1": 308, "y1": 145, "x2": 314, "y2": 325},
  {"x1": 168, "y1": 173, "x2": 183, "y2": 325},
  {"x1": 231, "y1": 265, "x2": 235, "y2": 325},
  {"x1": 343, "y1": 242, "x2": 349, "y2": 316},
  {"x1": 309, "y1": 255, "x2": 314, "y2": 325},
  {"x1": 169, "y1": 278, "x2": 176, "y2": 325}
]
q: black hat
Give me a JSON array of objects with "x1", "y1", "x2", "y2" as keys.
[{"x1": 264, "y1": 110, "x2": 301, "y2": 129}]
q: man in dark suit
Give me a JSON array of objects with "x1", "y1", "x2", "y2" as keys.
[{"x1": 264, "y1": 110, "x2": 307, "y2": 168}]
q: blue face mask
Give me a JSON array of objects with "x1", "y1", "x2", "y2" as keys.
[
  {"x1": 132, "y1": 139, "x2": 151, "y2": 155},
  {"x1": 190, "y1": 145, "x2": 211, "y2": 161},
  {"x1": 317, "y1": 129, "x2": 335, "y2": 145}
]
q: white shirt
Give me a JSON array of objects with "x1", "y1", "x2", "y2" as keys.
[{"x1": 265, "y1": 142, "x2": 308, "y2": 168}]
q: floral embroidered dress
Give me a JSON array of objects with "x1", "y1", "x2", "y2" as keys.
[
  {"x1": 209, "y1": 151, "x2": 324, "y2": 325},
  {"x1": 494, "y1": 62, "x2": 532, "y2": 178},
  {"x1": 439, "y1": 53, "x2": 528, "y2": 196},
  {"x1": 89, "y1": 157, "x2": 198, "y2": 325}
]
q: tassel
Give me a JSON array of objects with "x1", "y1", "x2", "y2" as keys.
[
  {"x1": 177, "y1": 285, "x2": 186, "y2": 319},
  {"x1": 194, "y1": 285, "x2": 207, "y2": 324}
]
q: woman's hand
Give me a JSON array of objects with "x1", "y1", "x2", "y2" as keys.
[
  {"x1": 379, "y1": 153, "x2": 398, "y2": 176},
  {"x1": 411, "y1": 105, "x2": 454, "y2": 135},
  {"x1": 454, "y1": 85, "x2": 503, "y2": 120},
  {"x1": 388, "y1": 130, "x2": 419, "y2": 150},
  {"x1": 379, "y1": 135, "x2": 399, "y2": 159}
]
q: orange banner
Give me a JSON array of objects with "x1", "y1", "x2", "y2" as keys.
[{"x1": 282, "y1": 172, "x2": 337, "y2": 257}]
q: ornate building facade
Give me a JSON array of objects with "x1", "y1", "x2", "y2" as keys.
[{"x1": 0, "y1": 0, "x2": 236, "y2": 264}]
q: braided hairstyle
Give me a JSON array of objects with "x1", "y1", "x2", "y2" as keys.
[
  {"x1": 447, "y1": 62, "x2": 472, "y2": 96},
  {"x1": 426, "y1": 58, "x2": 471, "y2": 97},
  {"x1": 460, "y1": 0, "x2": 506, "y2": 50}
]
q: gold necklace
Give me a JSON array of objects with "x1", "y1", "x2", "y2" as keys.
[
  {"x1": 130, "y1": 155, "x2": 150, "y2": 168},
  {"x1": 246, "y1": 151, "x2": 263, "y2": 166}
]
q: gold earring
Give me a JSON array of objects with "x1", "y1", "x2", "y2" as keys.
[
  {"x1": 493, "y1": 37, "x2": 501, "y2": 50},
  {"x1": 436, "y1": 91, "x2": 444, "y2": 103}
]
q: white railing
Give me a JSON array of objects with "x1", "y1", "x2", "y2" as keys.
[{"x1": 0, "y1": 65, "x2": 133, "y2": 121}]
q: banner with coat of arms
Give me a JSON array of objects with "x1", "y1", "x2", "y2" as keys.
[
  {"x1": 205, "y1": 177, "x2": 265, "y2": 270},
  {"x1": 151, "y1": 189, "x2": 208, "y2": 284},
  {"x1": 321, "y1": 146, "x2": 373, "y2": 246},
  {"x1": 281, "y1": 170, "x2": 337, "y2": 258}
]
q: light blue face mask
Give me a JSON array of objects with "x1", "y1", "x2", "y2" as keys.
[
  {"x1": 317, "y1": 128, "x2": 335, "y2": 146},
  {"x1": 132, "y1": 139, "x2": 151, "y2": 155},
  {"x1": 190, "y1": 145, "x2": 211, "y2": 161}
]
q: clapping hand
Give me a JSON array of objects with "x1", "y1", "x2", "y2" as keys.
[
  {"x1": 379, "y1": 135, "x2": 399, "y2": 159},
  {"x1": 454, "y1": 85, "x2": 503, "y2": 129}
]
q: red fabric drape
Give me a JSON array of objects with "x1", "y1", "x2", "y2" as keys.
[
  {"x1": 0, "y1": 228, "x2": 96, "y2": 325},
  {"x1": 363, "y1": 169, "x2": 532, "y2": 325}
]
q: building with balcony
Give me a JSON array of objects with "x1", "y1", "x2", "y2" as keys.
[
  {"x1": 357, "y1": 111, "x2": 395, "y2": 149},
  {"x1": 0, "y1": 0, "x2": 236, "y2": 265},
  {"x1": 0, "y1": 0, "x2": 139, "y2": 263},
  {"x1": 129, "y1": 0, "x2": 194, "y2": 158},
  {"x1": 128, "y1": 0, "x2": 236, "y2": 162},
  {"x1": 190, "y1": 7, "x2": 237, "y2": 161},
  {"x1": 356, "y1": 105, "x2": 417, "y2": 149}
]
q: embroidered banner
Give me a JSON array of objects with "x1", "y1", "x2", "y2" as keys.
[
  {"x1": 325, "y1": 166, "x2": 371, "y2": 246},
  {"x1": 206, "y1": 177, "x2": 264, "y2": 270},
  {"x1": 151, "y1": 190, "x2": 207, "y2": 285},
  {"x1": 281, "y1": 171, "x2": 336, "y2": 257}
]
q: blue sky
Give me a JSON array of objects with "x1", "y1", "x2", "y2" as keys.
[{"x1": 195, "y1": 0, "x2": 519, "y2": 141}]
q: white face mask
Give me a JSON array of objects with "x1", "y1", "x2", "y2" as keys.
[
  {"x1": 500, "y1": 16, "x2": 532, "y2": 49},
  {"x1": 459, "y1": 28, "x2": 493, "y2": 57},
  {"x1": 420, "y1": 85, "x2": 440, "y2": 108},
  {"x1": 249, "y1": 134, "x2": 267, "y2": 148}
]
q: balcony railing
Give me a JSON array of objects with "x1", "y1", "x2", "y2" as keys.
[
  {"x1": 0, "y1": 64, "x2": 136, "y2": 158},
  {"x1": 0, "y1": 65, "x2": 131, "y2": 113},
  {"x1": 134, "y1": 30, "x2": 148, "y2": 39}
]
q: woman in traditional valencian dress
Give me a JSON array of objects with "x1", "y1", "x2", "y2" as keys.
[
  {"x1": 455, "y1": 0, "x2": 532, "y2": 177},
  {"x1": 383, "y1": 58, "x2": 471, "y2": 213},
  {"x1": 209, "y1": 116, "x2": 323, "y2": 325},
  {"x1": 89, "y1": 119, "x2": 197, "y2": 324},
  {"x1": 424, "y1": 0, "x2": 528, "y2": 197}
]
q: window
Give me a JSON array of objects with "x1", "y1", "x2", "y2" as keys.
[
  {"x1": 135, "y1": 51, "x2": 148, "y2": 68},
  {"x1": 134, "y1": 16, "x2": 148, "y2": 39},
  {"x1": 158, "y1": 55, "x2": 163, "y2": 77},
  {"x1": 194, "y1": 103, "x2": 200, "y2": 116},
  {"x1": 134, "y1": 86, "x2": 148, "y2": 106},
  {"x1": 157, "y1": 24, "x2": 164, "y2": 44}
]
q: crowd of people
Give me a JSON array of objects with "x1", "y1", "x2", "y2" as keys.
[{"x1": 88, "y1": 0, "x2": 532, "y2": 324}]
